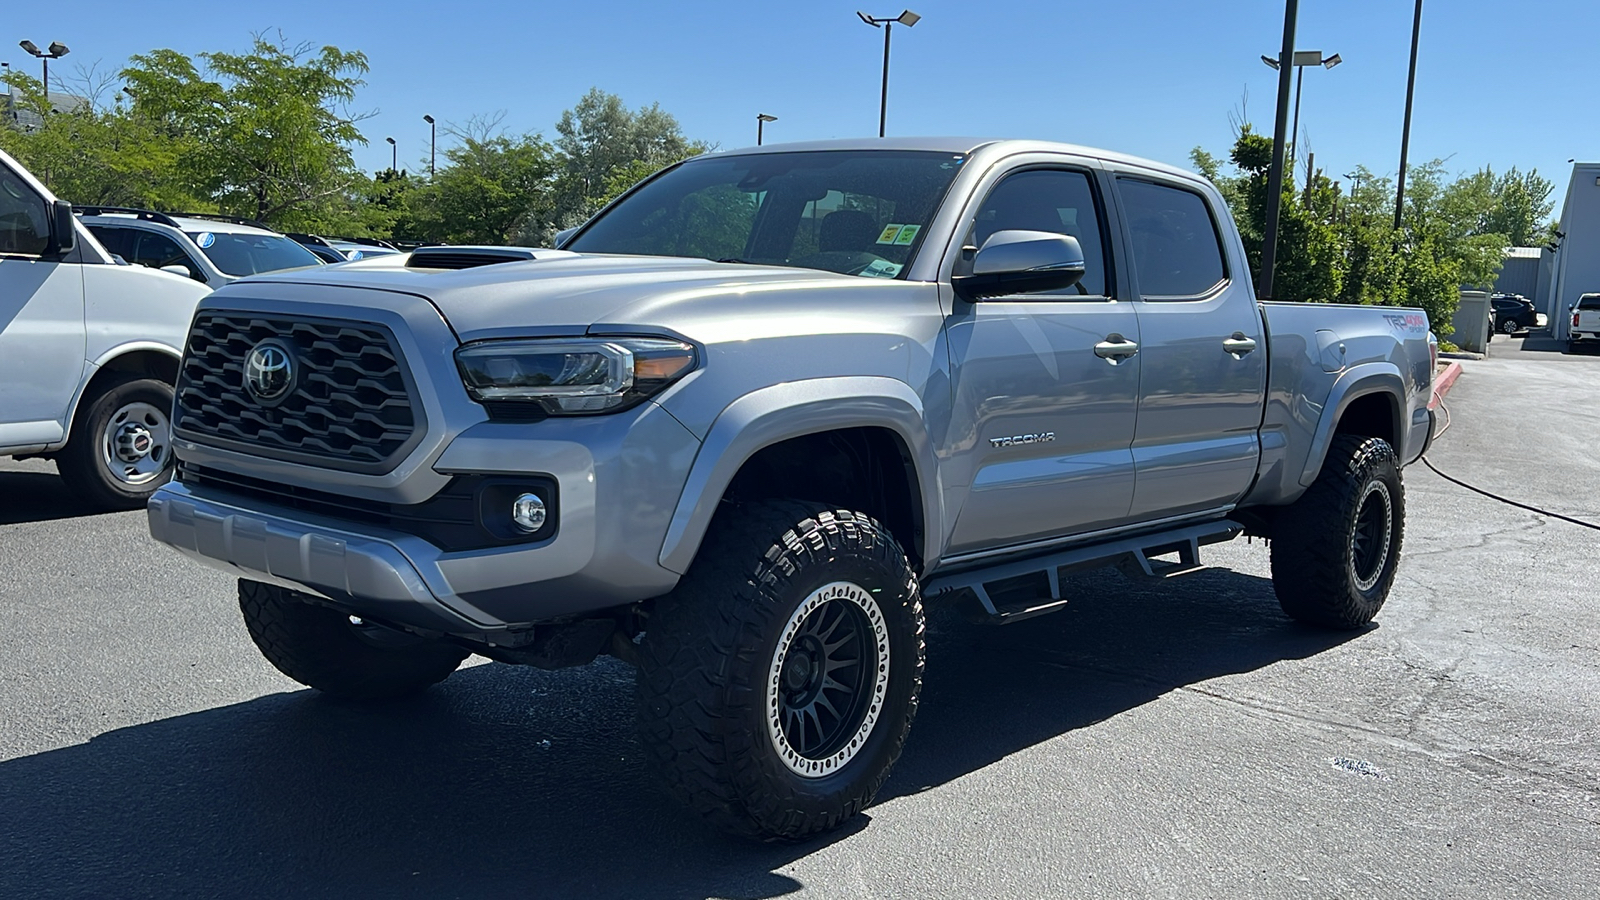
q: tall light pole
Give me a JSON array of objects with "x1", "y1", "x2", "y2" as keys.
[
  {"x1": 756, "y1": 113, "x2": 777, "y2": 145},
  {"x1": 18, "y1": 41, "x2": 69, "y2": 106},
  {"x1": 422, "y1": 114, "x2": 436, "y2": 177},
  {"x1": 1258, "y1": 0, "x2": 1299, "y2": 302},
  {"x1": 856, "y1": 10, "x2": 920, "y2": 138},
  {"x1": 1395, "y1": 0, "x2": 1424, "y2": 230},
  {"x1": 385, "y1": 136, "x2": 397, "y2": 175},
  {"x1": 1261, "y1": 49, "x2": 1341, "y2": 185}
]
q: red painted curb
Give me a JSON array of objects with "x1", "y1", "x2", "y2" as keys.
[{"x1": 1429, "y1": 361, "x2": 1463, "y2": 410}]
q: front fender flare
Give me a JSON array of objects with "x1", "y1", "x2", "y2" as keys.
[
  {"x1": 657, "y1": 376, "x2": 942, "y2": 574},
  {"x1": 1298, "y1": 362, "x2": 1406, "y2": 488}
]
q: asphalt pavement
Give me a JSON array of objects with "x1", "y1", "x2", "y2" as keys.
[{"x1": 1, "y1": 339, "x2": 1596, "y2": 899}]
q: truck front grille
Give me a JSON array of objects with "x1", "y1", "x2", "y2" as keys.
[{"x1": 174, "y1": 313, "x2": 422, "y2": 473}]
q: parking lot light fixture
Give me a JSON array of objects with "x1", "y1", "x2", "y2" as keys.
[
  {"x1": 756, "y1": 113, "x2": 777, "y2": 145},
  {"x1": 1259, "y1": 46, "x2": 1341, "y2": 182},
  {"x1": 18, "y1": 39, "x2": 69, "y2": 99},
  {"x1": 856, "y1": 10, "x2": 920, "y2": 138},
  {"x1": 385, "y1": 136, "x2": 397, "y2": 175}
]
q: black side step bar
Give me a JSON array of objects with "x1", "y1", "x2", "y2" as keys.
[{"x1": 922, "y1": 519, "x2": 1244, "y2": 624}]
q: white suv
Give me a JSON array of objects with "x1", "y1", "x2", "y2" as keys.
[
  {"x1": 76, "y1": 208, "x2": 323, "y2": 288},
  {"x1": 0, "y1": 150, "x2": 213, "y2": 508}
]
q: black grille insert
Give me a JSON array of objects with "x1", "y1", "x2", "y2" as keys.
[
  {"x1": 176, "y1": 462, "x2": 558, "y2": 551},
  {"x1": 175, "y1": 313, "x2": 422, "y2": 473}
]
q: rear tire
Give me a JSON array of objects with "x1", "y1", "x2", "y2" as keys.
[
  {"x1": 238, "y1": 580, "x2": 468, "y2": 701},
  {"x1": 58, "y1": 376, "x2": 174, "y2": 511},
  {"x1": 637, "y1": 501, "x2": 925, "y2": 841},
  {"x1": 1270, "y1": 435, "x2": 1404, "y2": 629},
  {"x1": 1502, "y1": 318, "x2": 1521, "y2": 335}
]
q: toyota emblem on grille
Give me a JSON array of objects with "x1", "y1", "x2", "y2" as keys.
[{"x1": 244, "y1": 340, "x2": 295, "y2": 403}]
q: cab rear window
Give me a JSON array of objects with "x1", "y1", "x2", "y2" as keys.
[{"x1": 1578, "y1": 295, "x2": 1600, "y2": 310}]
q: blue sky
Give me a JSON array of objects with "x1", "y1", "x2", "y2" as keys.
[{"x1": 6, "y1": 0, "x2": 1596, "y2": 205}]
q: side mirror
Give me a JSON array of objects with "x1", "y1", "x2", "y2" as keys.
[
  {"x1": 953, "y1": 230, "x2": 1086, "y2": 301},
  {"x1": 553, "y1": 226, "x2": 579, "y2": 248},
  {"x1": 160, "y1": 264, "x2": 195, "y2": 280},
  {"x1": 49, "y1": 200, "x2": 76, "y2": 255}
]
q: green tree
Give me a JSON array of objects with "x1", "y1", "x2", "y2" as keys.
[
  {"x1": 0, "y1": 71, "x2": 201, "y2": 209},
  {"x1": 551, "y1": 88, "x2": 707, "y2": 229},
  {"x1": 400, "y1": 122, "x2": 555, "y2": 245},
  {"x1": 121, "y1": 36, "x2": 371, "y2": 228}
]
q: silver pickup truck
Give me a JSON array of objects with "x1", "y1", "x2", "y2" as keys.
[{"x1": 147, "y1": 138, "x2": 1436, "y2": 840}]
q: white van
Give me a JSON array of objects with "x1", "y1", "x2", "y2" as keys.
[{"x1": 0, "y1": 149, "x2": 211, "y2": 509}]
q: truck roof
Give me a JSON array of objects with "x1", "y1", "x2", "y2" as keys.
[{"x1": 706, "y1": 137, "x2": 1202, "y2": 184}]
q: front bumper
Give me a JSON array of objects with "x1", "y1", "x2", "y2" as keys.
[
  {"x1": 149, "y1": 400, "x2": 703, "y2": 636},
  {"x1": 149, "y1": 482, "x2": 484, "y2": 633}
]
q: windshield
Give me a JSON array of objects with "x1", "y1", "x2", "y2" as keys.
[
  {"x1": 187, "y1": 231, "x2": 321, "y2": 276},
  {"x1": 565, "y1": 150, "x2": 966, "y2": 278}
]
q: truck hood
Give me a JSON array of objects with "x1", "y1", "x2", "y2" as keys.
[{"x1": 237, "y1": 252, "x2": 870, "y2": 342}]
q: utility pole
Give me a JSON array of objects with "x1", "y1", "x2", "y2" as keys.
[
  {"x1": 1395, "y1": 0, "x2": 1424, "y2": 230},
  {"x1": 1259, "y1": 0, "x2": 1300, "y2": 301}
]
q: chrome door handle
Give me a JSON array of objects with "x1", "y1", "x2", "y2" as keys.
[
  {"x1": 1222, "y1": 333, "x2": 1258, "y2": 357},
  {"x1": 1094, "y1": 335, "x2": 1140, "y2": 362}
]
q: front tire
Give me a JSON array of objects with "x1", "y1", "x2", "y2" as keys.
[
  {"x1": 238, "y1": 580, "x2": 469, "y2": 701},
  {"x1": 1270, "y1": 435, "x2": 1405, "y2": 629},
  {"x1": 58, "y1": 376, "x2": 174, "y2": 510},
  {"x1": 637, "y1": 501, "x2": 925, "y2": 841}
]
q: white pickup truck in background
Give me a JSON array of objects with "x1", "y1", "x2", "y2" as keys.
[
  {"x1": 0, "y1": 148, "x2": 212, "y2": 509},
  {"x1": 1570, "y1": 293, "x2": 1600, "y2": 351}
]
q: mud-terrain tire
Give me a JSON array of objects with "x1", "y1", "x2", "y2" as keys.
[
  {"x1": 238, "y1": 580, "x2": 468, "y2": 701},
  {"x1": 58, "y1": 376, "x2": 174, "y2": 511},
  {"x1": 637, "y1": 501, "x2": 925, "y2": 841},
  {"x1": 1270, "y1": 435, "x2": 1405, "y2": 629}
]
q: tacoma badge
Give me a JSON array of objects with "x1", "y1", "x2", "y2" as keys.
[{"x1": 990, "y1": 432, "x2": 1055, "y2": 448}]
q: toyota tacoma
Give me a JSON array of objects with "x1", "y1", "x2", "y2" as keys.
[{"x1": 147, "y1": 138, "x2": 1436, "y2": 840}]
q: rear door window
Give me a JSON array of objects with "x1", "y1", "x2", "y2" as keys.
[
  {"x1": 87, "y1": 225, "x2": 133, "y2": 260},
  {"x1": 1119, "y1": 178, "x2": 1228, "y2": 298}
]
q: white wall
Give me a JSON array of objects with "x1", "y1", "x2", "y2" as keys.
[{"x1": 1547, "y1": 163, "x2": 1600, "y2": 341}]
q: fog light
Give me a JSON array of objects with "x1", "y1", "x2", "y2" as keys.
[{"x1": 511, "y1": 493, "x2": 547, "y2": 532}]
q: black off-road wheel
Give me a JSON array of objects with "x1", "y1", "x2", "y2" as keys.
[
  {"x1": 58, "y1": 376, "x2": 174, "y2": 511},
  {"x1": 1270, "y1": 435, "x2": 1405, "y2": 629},
  {"x1": 637, "y1": 501, "x2": 925, "y2": 841},
  {"x1": 238, "y1": 580, "x2": 469, "y2": 701}
]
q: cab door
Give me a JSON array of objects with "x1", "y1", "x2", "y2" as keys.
[
  {"x1": 0, "y1": 161, "x2": 84, "y2": 445},
  {"x1": 1113, "y1": 174, "x2": 1266, "y2": 519},
  {"x1": 941, "y1": 162, "x2": 1142, "y2": 557}
]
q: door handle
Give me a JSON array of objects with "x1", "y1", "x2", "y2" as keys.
[
  {"x1": 1222, "y1": 333, "x2": 1258, "y2": 357},
  {"x1": 1094, "y1": 334, "x2": 1140, "y2": 362}
]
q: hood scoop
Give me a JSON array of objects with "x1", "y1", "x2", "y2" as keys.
[{"x1": 406, "y1": 245, "x2": 576, "y2": 270}]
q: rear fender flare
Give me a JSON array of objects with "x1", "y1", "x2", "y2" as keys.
[
  {"x1": 1298, "y1": 363, "x2": 1406, "y2": 488},
  {"x1": 657, "y1": 376, "x2": 941, "y2": 574}
]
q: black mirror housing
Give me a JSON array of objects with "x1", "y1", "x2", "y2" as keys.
[
  {"x1": 953, "y1": 230, "x2": 1086, "y2": 301},
  {"x1": 49, "y1": 200, "x2": 76, "y2": 255}
]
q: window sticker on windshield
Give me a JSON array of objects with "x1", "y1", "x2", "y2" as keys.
[
  {"x1": 876, "y1": 224, "x2": 905, "y2": 245},
  {"x1": 892, "y1": 224, "x2": 921, "y2": 246},
  {"x1": 861, "y1": 259, "x2": 903, "y2": 278},
  {"x1": 197, "y1": 232, "x2": 215, "y2": 248}
]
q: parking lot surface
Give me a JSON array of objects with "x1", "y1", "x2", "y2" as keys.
[{"x1": 2, "y1": 339, "x2": 1596, "y2": 899}]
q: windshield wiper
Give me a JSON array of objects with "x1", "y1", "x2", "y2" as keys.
[{"x1": 714, "y1": 257, "x2": 760, "y2": 265}]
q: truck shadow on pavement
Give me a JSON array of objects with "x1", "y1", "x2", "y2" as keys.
[
  {"x1": 0, "y1": 465, "x2": 104, "y2": 525},
  {"x1": 0, "y1": 565, "x2": 1357, "y2": 900}
]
